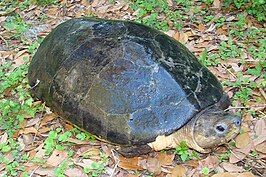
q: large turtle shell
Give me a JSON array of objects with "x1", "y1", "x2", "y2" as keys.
[{"x1": 28, "y1": 18, "x2": 224, "y2": 146}]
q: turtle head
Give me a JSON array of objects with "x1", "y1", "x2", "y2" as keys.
[{"x1": 192, "y1": 107, "x2": 241, "y2": 152}]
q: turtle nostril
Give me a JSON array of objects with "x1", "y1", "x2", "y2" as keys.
[{"x1": 233, "y1": 117, "x2": 241, "y2": 127}]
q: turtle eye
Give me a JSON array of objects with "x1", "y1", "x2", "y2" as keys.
[{"x1": 215, "y1": 123, "x2": 227, "y2": 133}]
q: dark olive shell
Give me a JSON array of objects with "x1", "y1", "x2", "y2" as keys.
[{"x1": 28, "y1": 18, "x2": 224, "y2": 145}]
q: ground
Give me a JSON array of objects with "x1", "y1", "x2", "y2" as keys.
[{"x1": 0, "y1": 0, "x2": 265, "y2": 177}]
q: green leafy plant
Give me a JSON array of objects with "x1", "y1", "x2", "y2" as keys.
[
  {"x1": 223, "y1": 0, "x2": 265, "y2": 21},
  {"x1": 32, "y1": 0, "x2": 58, "y2": 6},
  {"x1": 2, "y1": 15, "x2": 31, "y2": 41},
  {"x1": 174, "y1": 141, "x2": 192, "y2": 161},
  {"x1": 201, "y1": 167, "x2": 210, "y2": 175}
]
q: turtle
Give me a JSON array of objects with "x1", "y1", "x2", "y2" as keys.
[{"x1": 28, "y1": 17, "x2": 241, "y2": 157}]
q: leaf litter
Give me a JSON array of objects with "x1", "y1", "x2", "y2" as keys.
[{"x1": 0, "y1": 0, "x2": 265, "y2": 176}]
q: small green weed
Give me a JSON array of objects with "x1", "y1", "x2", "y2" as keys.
[
  {"x1": 84, "y1": 161, "x2": 105, "y2": 177},
  {"x1": 218, "y1": 152, "x2": 231, "y2": 162},
  {"x1": 32, "y1": 0, "x2": 58, "y2": 6},
  {"x1": 174, "y1": 141, "x2": 199, "y2": 161},
  {"x1": 201, "y1": 167, "x2": 210, "y2": 175},
  {"x1": 223, "y1": 0, "x2": 265, "y2": 21},
  {"x1": 54, "y1": 161, "x2": 68, "y2": 177},
  {"x1": 2, "y1": 14, "x2": 31, "y2": 41}
]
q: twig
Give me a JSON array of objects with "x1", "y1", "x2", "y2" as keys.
[
  {"x1": 220, "y1": 63, "x2": 237, "y2": 79},
  {"x1": 29, "y1": 165, "x2": 40, "y2": 177},
  {"x1": 110, "y1": 150, "x2": 120, "y2": 177},
  {"x1": 0, "y1": 35, "x2": 9, "y2": 47},
  {"x1": 259, "y1": 87, "x2": 266, "y2": 101}
]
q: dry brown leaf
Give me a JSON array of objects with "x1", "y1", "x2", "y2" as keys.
[
  {"x1": 39, "y1": 127, "x2": 51, "y2": 133},
  {"x1": 202, "y1": 156, "x2": 219, "y2": 170},
  {"x1": 213, "y1": 0, "x2": 221, "y2": 9},
  {"x1": 226, "y1": 16, "x2": 236, "y2": 21},
  {"x1": 237, "y1": 172, "x2": 255, "y2": 177},
  {"x1": 64, "y1": 123, "x2": 74, "y2": 131},
  {"x1": 26, "y1": 117, "x2": 40, "y2": 127},
  {"x1": 64, "y1": 167, "x2": 87, "y2": 177},
  {"x1": 101, "y1": 144, "x2": 112, "y2": 157},
  {"x1": 212, "y1": 172, "x2": 236, "y2": 177},
  {"x1": 19, "y1": 127, "x2": 38, "y2": 134},
  {"x1": 40, "y1": 113, "x2": 58, "y2": 126},
  {"x1": 47, "y1": 7, "x2": 58, "y2": 15},
  {"x1": 22, "y1": 134, "x2": 34, "y2": 146},
  {"x1": 229, "y1": 150, "x2": 246, "y2": 163},
  {"x1": 34, "y1": 168, "x2": 55, "y2": 176},
  {"x1": 118, "y1": 156, "x2": 143, "y2": 170},
  {"x1": 79, "y1": 147, "x2": 101, "y2": 156},
  {"x1": 173, "y1": 31, "x2": 180, "y2": 41},
  {"x1": 75, "y1": 158, "x2": 94, "y2": 169},
  {"x1": 0, "y1": 132, "x2": 8, "y2": 144},
  {"x1": 221, "y1": 162, "x2": 244, "y2": 173},
  {"x1": 179, "y1": 31, "x2": 189, "y2": 43},
  {"x1": 173, "y1": 31, "x2": 189, "y2": 43},
  {"x1": 46, "y1": 149, "x2": 68, "y2": 167},
  {"x1": 198, "y1": 24, "x2": 205, "y2": 32},
  {"x1": 255, "y1": 141, "x2": 266, "y2": 153},
  {"x1": 157, "y1": 152, "x2": 174, "y2": 166},
  {"x1": 165, "y1": 30, "x2": 175, "y2": 37},
  {"x1": 66, "y1": 137, "x2": 87, "y2": 144},
  {"x1": 143, "y1": 157, "x2": 161, "y2": 175},
  {"x1": 126, "y1": 174, "x2": 138, "y2": 177},
  {"x1": 253, "y1": 134, "x2": 266, "y2": 146},
  {"x1": 171, "y1": 165, "x2": 186, "y2": 177},
  {"x1": 235, "y1": 133, "x2": 250, "y2": 148},
  {"x1": 255, "y1": 119, "x2": 266, "y2": 135},
  {"x1": 13, "y1": 51, "x2": 29, "y2": 68}
]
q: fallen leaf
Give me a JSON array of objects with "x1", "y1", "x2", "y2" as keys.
[
  {"x1": 64, "y1": 167, "x2": 87, "y2": 177},
  {"x1": 202, "y1": 156, "x2": 219, "y2": 170},
  {"x1": 14, "y1": 49, "x2": 29, "y2": 66},
  {"x1": 118, "y1": 156, "x2": 143, "y2": 170},
  {"x1": 229, "y1": 150, "x2": 246, "y2": 163},
  {"x1": 213, "y1": 0, "x2": 221, "y2": 9},
  {"x1": 46, "y1": 149, "x2": 68, "y2": 167},
  {"x1": 179, "y1": 31, "x2": 188, "y2": 43},
  {"x1": 237, "y1": 172, "x2": 255, "y2": 177},
  {"x1": 75, "y1": 158, "x2": 94, "y2": 169},
  {"x1": 255, "y1": 141, "x2": 266, "y2": 153},
  {"x1": 235, "y1": 133, "x2": 250, "y2": 148},
  {"x1": 253, "y1": 134, "x2": 266, "y2": 146},
  {"x1": 40, "y1": 113, "x2": 58, "y2": 126},
  {"x1": 66, "y1": 137, "x2": 87, "y2": 144},
  {"x1": 157, "y1": 152, "x2": 174, "y2": 166},
  {"x1": 39, "y1": 127, "x2": 51, "y2": 133},
  {"x1": 254, "y1": 119, "x2": 266, "y2": 136},
  {"x1": 34, "y1": 168, "x2": 55, "y2": 176},
  {"x1": 165, "y1": 30, "x2": 175, "y2": 37},
  {"x1": 221, "y1": 162, "x2": 244, "y2": 173},
  {"x1": 19, "y1": 127, "x2": 38, "y2": 134},
  {"x1": 79, "y1": 147, "x2": 101, "y2": 157},
  {"x1": 212, "y1": 172, "x2": 236, "y2": 177},
  {"x1": 144, "y1": 157, "x2": 161, "y2": 175},
  {"x1": 226, "y1": 16, "x2": 235, "y2": 21},
  {"x1": 171, "y1": 165, "x2": 186, "y2": 177},
  {"x1": 0, "y1": 133, "x2": 8, "y2": 144},
  {"x1": 198, "y1": 24, "x2": 205, "y2": 32}
]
